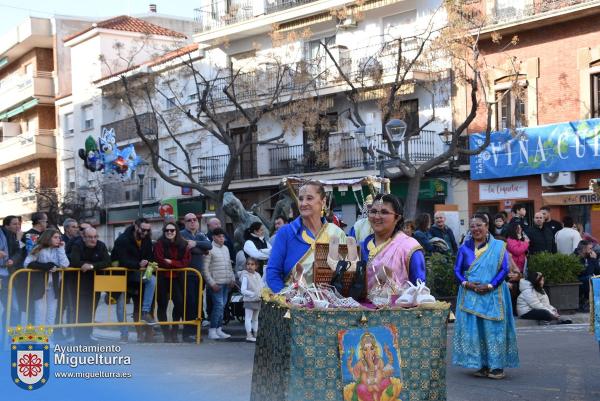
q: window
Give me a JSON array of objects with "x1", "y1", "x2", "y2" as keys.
[
  {"x1": 1, "y1": 180, "x2": 6, "y2": 195},
  {"x1": 189, "y1": 92, "x2": 198, "y2": 102},
  {"x1": 82, "y1": 105, "x2": 94, "y2": 130},
  {"x1": 592, "y1": 73, "x2": 600, "y2": 118},
  {"x1": 148, "y1": 177, "x2": 157, "y2": 199},
  {"x1": 28, "y1": 173, "x2": 35, "y2": 190},
  {"x1": 66, "y1": 168, "x2": 75, "y2": 191},
  {"x1": 167, "y1": 148, "x2": 178, "y2": 176},
  {"x1": 496, "y1": 88, "x2": 527, "y2": 130},
  {"x1": 306, "y1": 35, "x2": 335, "y2": 64},
  {"x1": 14, "y1": 176, "x2": 20, "y2": 193},
  {"x1": 24, "y1": 63, "x2": 33, "y2": 76},
  {"x1": 64, "y1": 113, "x2": 74, "y2": 135},
  {"x1": 393, "y1": 99, "x2": 420, "y2": 135},
  {"x1": 165, "y1": 97, "x2": 177, "y2": 109}
]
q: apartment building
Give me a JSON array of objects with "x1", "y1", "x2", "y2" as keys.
[
  {"x1": 462, "y1": 0, "x2": 600, "y2": 239},
  {"x1": 189, "y1": 0, "x2": 465, "y2": 229},
  {"x1": 0, "y1": 17, "x2": 95, "y2": 226},
  {"x1": 57, "y1": 11, "x2": 196, "y2": 242}
]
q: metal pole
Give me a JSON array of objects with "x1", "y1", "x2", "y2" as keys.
[
  {"x1": 138, "y1": 177, "x2": 144, "y2": 218},
  {"x1": 379, "y1": 156, "x2": 385, "y2": 194}
]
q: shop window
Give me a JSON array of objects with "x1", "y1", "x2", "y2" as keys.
[
  {"x1": 592, "y1": 73, "x2": 600, "y2": 118},
  {"x1": 496, "y1": 87, "x2": 527, "y2": 130}
]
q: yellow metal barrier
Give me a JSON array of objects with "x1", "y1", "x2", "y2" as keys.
[{"x1": 6, "y1": 267, "x2": 204, "y2": 344}]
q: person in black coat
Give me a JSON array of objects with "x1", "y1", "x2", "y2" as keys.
[
  {"x1": 68, "y1": 227, "x2": 111, "y2": 344},
  {"x1": 575, "y1": 240, "x2": 600, "y2": 311},
  {"x1": 526, "y1": 212, "x2": 556, "y2": 255},
  {"x1": 111, "y1": 218, "x2": 157, "y2": 342},
  {"x1": 540, "y1": 206, "x2": 563, "y2": 236},
  {"x1": 0, "y1": 216, "x2": 23, "y2": 343},
  {"x1": 180, "y1": 213, "x2": 212, "y2": 342}
]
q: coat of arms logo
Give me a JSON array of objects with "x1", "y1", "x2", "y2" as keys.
[{"x1": 9, "y1": 325, "x2": 51, "y2": 390}]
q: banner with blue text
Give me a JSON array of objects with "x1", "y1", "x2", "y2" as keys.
[{"x1": 470, "y1": 118, "x2": 600, "y2": 180}]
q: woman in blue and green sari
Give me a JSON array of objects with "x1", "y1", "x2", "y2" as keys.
[
  {"x1": 452, "y1": 214, "x2": 519, "y2": 379},
  {"x1": 266, "y1": 180, "x2": 346, "y2": 293}
]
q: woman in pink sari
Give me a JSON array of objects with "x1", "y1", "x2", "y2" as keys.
[{"x1": 360, "y1": 194, "x2": 426, "y2": 304}]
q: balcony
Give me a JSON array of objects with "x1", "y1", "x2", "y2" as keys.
[
  {"x1": 484, "y1": 0, "x2": 600, "y2": 27},
  {"x1": 0, "y1": 129, "x2": 56, "y2": 170},
  {"x1": 101, "y1": 112, "x2": 158, "y2": 143},
  {"x1": 268, "y1": 144, "x2": 329, "y2": 176},
  {"x1": 329, "y1": 130, "x2": 437, "y2": 169},
  {"x1": 194, "y1": 0, "x2": 319, "y2": 33},
  {"x1": 0, "y1": 71, "x2": 54, "y2": 114},
  {"x1": 196, "y1": 153, "x2": 258, "y2": 184},
  {"x1": 207, "y1": 41, "x2": 426, "y2": 108},
  {"x1": 102, "y1": 177, "x2": 156, "y2": 204}
]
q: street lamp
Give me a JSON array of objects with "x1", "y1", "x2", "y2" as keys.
[
  {"x1": 137, "y1": 160, "x2": 149, "y2": 218},
  {"x1": 438, "y1": 128, "x2": 453, "y2": 146},
  {"x1": 385, "y1": 119, "x2": 407, "y2": 149}
]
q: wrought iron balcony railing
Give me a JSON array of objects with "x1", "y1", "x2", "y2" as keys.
[
  {"x1": 194, "y1": 0, "x2": 319, "y2": 33},
  {"x1": 195, "y1": 153, "x2": 258, "y2": 184},
  {"x1": 101, "y1": 112, "x2": 158, "y2": 143},
  {"x1": 488, "y1": 0, "x2": 598, "y2": 25}
]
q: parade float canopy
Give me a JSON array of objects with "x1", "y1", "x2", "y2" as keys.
[{"x1": 284, "y1": 176, "x2": 390, "y2": 199}]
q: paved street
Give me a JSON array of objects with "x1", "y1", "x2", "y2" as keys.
[{"x1": 83, "y1": 320, "x2": 600, "y2": 401}]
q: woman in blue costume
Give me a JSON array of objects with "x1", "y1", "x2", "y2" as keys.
[
  {"x1": 452, "y1": 213, "x2": 519, "y2": 379},
  {"x1": 266, "y1": 180, "x2": 346, "y2": 293}
]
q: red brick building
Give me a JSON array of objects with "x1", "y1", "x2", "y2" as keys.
[{"x1": 461, "y1": 1, "x2": 600, "y2": 239}]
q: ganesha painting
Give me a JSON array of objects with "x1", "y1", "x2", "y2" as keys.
[{"x1": 338, "y1": 325, "x2": 403, "y2": 401}]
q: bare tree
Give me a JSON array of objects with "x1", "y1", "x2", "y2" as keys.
[
  {"x1": 320, "y1": 1, "x2": 516, "y2": 219},
  {"x1": 33, "y1": 187, "x2": 101, "y2": 228},
  {"x1": 100, "y1": 35, "x2": 326, "y2": 218}
]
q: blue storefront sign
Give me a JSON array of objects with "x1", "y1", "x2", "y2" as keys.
[{"x1": 470, "y1": 118, "x2": 600, "y2": 180}]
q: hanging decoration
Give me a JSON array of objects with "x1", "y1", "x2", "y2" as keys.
[{"x1": 78, "y1": 128, "x2": 142, "y2": 180}]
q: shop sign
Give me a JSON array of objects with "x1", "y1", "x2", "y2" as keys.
[
  {"x1": 470, "y1": 118, "x2": 600, "y2": 180},
  {"x1": 542, "y1": 191, "x2": 600, "y2": 206},
  {"x1": 479, "y1": 181, "x2": 528, "y2": 201}
]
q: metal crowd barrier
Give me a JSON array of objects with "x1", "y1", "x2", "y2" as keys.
[{"x1": 5, "y1": 267, "x2": 204, "y2": 344}]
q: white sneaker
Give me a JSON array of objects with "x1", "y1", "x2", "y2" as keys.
[
  {"x1": 246, "y1": 334, "x2": 256, "y2": 342},
  {"x1": 201, "y1": 320, "x2": 210, "y2": 327},
  {"x1": 216, "y1": 327, "x2": 231, "y2": 339},
  {"x1": 208, "y1": 328, "x2": 220, "y2": 340}
]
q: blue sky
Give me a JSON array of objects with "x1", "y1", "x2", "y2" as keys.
[{"x1": 0, "y1": 1, "x2": 197, "y2": 31}]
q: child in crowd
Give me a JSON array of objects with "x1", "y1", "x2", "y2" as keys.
[
  {"x1": 240, "y1": 257, "x2": 264, "y2": 342},
  {"x1": 24, "y1": 229, "x2": 70, "y2": 326}
]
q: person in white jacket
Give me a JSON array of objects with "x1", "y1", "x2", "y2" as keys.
[
  {"x1": 517, "y1": 271, "x2": 571, "y2": 324},
  {"x1": 243, "y1": 222, "x2": 271, "y2": 276},
  {"x1": 24, "y1": 229, "x2": 70, "y2": 326},
  {"x1": 239, "y1": 257, "x2": 264, "y2": 342},
  {"x1": 554, "y1": 216, "x2": 582, "y2": 255}
]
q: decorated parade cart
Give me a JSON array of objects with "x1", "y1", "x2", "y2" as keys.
[{"x1": 250, "y1": 176, "x2": 450, "y2": 401}]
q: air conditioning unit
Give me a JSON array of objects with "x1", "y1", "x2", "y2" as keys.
[{"x1": 541, "y1": 172, "x2": 576, "y2": 187}]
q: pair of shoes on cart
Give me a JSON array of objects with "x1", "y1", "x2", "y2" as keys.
[
  {"x1": 395, "y1": 279, "x2": 436, "y2": 308},
  {"x1": 326, "y1": 237, "x2": 359, "y2": 271}
]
